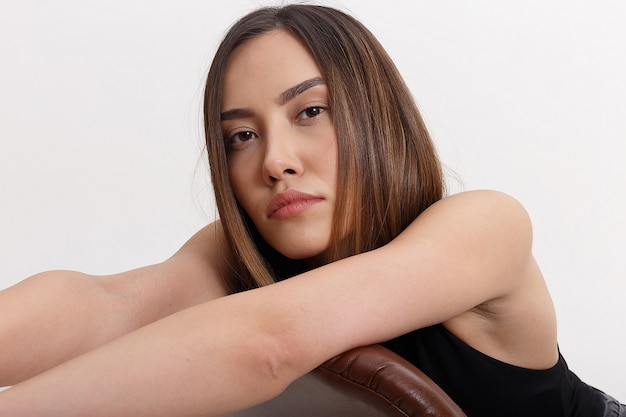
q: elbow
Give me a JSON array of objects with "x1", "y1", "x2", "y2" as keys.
[
  {"x1": 249, "y1": 329, "x2": 303, "y2": 391},
  {"x1": 238, "y1": 312, "x2": 313, "y2": 396}
]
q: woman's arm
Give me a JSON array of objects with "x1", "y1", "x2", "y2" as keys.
[
  {"x1": 0, "y1": 191, "x2": 551, "y2": 416},
  {"x1": 0, "y1": 222, "x2": 229, "y2": 386}
]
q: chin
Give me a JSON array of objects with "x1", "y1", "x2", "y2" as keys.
[
  {"x1": 258, "y1": 223, "x2": 333, "y2": 264},
  {"x1": 272, "y1": 239, "x2": 330, "y2": 262}
]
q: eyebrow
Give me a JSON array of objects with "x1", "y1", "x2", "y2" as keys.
[
  {"x1": 276, "y1": 77, "x2": 325, "y2": 106},
  {"x1": 220, "y1": 108, "x2": 253, "y2": 122},
  {"x1": 220, "y1": 77, "x2": 326, "y2": 121}
]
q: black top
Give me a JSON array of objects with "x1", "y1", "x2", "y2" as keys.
[{"x1": 382, "y1": 324, "x2": 608, "y2": 417}]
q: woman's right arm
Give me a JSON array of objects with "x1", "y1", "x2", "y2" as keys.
[{"x1": 0, "y1": 221, "x2": 230, "y2": 386}]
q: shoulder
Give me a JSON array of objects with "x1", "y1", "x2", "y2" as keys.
[
  {"x1": 422, "y1": 189, "x2": 531, "y2": 226},
  {"x1": 103, "y1": 221, "x2": 231, "y2": 325},
  {"x1": 172, "y1": 220, "x2": 229, "y2": 262},
  {"x1": 398, "y1": 190, "x2": 533, "y2": 259},
  {"x1": 166, "y1": 220, "x2": 232, "y2": 295},
  {"x1": 408, "y1": 191, "x2": 557, "y2": 368},
  {"x1": 385, "y1": 190, "x2": 540, "y2": 333}
]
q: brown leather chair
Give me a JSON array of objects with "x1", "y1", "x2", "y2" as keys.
[{"x1": 227, "y1": 344, "x2": 466, "y2": 416}]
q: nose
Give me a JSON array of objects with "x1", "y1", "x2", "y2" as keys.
[{"x1": 262, "y1": 131, "x2": 303, "y2": 185}]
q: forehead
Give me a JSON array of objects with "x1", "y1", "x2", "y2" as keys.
[{"x1": 222, "y1": 29, "x2": 323, "y2": 108}]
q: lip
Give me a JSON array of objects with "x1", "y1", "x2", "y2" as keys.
[{"x1": 266, "y1": 190, "x2": 324, "y2": 220}]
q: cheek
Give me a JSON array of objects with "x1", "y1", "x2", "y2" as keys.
[
  {"x1": 227, "y1": 156, "x2": 268, "y2": 228},
  {"x1": 227, "y1": 160, "x2": 252, "y2": 210},
  {"x1": 318, "y1": 135, "x2": 338, "y2": 185}
]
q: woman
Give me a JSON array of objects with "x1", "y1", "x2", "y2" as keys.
[{"x1": 0, "y1": 4, "x2": 622, "y2": 417}]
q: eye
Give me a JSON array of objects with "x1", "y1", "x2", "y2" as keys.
[
  {"x1": 297, "y1": 106, "x2": 326, "y2": 120},
  {"x1": 226, "y1": 130, "x2": 258, "y2": 145}
]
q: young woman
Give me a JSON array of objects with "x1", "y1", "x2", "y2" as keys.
[{"x1": 0, "y1": 4, "x2": 622, "y2": 417}]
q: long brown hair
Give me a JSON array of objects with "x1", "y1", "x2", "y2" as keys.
[{"x1": 204, "y1": 5, "x2": 444, "y2": 293}]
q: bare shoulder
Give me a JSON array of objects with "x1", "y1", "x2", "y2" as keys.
[
  {"x1": 166, "y1": 220, "x2": 232, "y2": 292},
  {"x1": 404, "y1": 189, "x2": 539, "y2": 312},
  {"x1": 418, "y1": 189, "x2": 531, "y2": 229},
  {"x1": 171, "y1": 220, "x2": 230, "y2": 268},
  {"x1": 410, "y1": 191, "x2": 558, "y2": 368},
  {"x1": 396, "y1": 190, "x2": 533, "y2": 261},
  {"x1": 102, "y1": 221, "x2": 231, "y2": 326},
  {"x1": 153, "y1": 220, "x2": 232, "y2": 300}
]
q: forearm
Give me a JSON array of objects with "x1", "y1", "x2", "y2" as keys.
[
  {"x1": 0, "y1": 271, "x2": 136, "y2": 386},
  {"x1": 0, "y1": 292, "x2": 306, "y2": 417}
]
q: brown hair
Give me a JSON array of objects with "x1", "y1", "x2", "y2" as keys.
[{"x1": 204, "y1": 5, "x2": 444, "y2": 293}]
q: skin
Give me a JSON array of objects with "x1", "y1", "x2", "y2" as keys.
[
  {"x1": 0, "y1": 29, "x2": 558, "y2": 416},
  {"x1": 222, "y1": 30, "x2": 338, "y2": 260}
]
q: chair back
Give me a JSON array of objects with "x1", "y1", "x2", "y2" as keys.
[{"x1": 227, "y1": 344, "x2": 466, "y2": 417}]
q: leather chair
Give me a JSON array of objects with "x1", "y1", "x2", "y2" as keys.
[{"x1": 227, "y1": 344, "x2": 466, "y2": 416}]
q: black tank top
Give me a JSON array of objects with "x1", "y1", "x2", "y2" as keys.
[{"x1": 382, "y1": 324, "x2": 606, "y2": 417}]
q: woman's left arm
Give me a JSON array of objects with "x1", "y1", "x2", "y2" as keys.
[{"x1": 0, "y1": 190, "x2": 537, "y2": 417}]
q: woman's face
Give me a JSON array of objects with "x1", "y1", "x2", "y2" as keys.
[{"x1": 221, "y1": 30, "x2": 338, "y2": 260}]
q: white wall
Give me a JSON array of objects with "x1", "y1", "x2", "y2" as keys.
[{"x1": 1, "y1": 0, "x2": 624, "y2": 399}]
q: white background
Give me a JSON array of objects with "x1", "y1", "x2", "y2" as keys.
[{"x1": 1, "y1": 0, "x2": 624, "y2": 399}]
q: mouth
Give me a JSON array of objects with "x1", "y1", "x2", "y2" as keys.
[{"x1": 267, "y1": 190, "x2": 324, "y2": 220}]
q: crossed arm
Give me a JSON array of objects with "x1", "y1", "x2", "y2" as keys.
[
  {"x1": 0, "y1": 222, "x2": 230, "y2": 386},
  {"x1": 0, "y1": 190, "x2": 551, "y2": 417}
]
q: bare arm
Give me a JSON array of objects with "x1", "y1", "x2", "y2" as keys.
[
  {"x1": 0, "y1": 222, "x2": 229, "y2": 386},
  {"x1": 0, "y1": 191, "x2": 555, "y2": 416}
]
